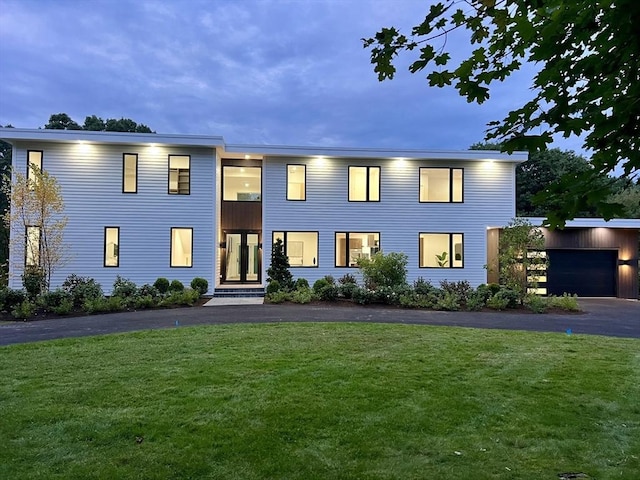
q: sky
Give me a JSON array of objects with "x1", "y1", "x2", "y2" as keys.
[{"x1": 0, "y1": 0, "x2": 584, "y2": 152}]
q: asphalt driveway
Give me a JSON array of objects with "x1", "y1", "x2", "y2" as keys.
[{"x1": 0, "y1": 298, "x2": 638, "y2": 346}]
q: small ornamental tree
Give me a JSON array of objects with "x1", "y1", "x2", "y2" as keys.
[
  {"x1": 498, "y1": 218, "x2": 547, "y2": 304},
  {"x1": 267, "y1": 238, "x2": 293, "y2": 291},
  {"x1": 357, "y1": 251, "x2": 408, "y2": 289},
  {"x1": 2, "y1": 167, "x2": 70, "y2": 291}
]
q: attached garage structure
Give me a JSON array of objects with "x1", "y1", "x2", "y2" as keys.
[{"x1": 546, "y1": 249, "x2": 617, "y2": 297}]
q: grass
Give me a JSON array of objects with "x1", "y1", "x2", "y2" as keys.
[{"x1": 1, "y1": 323, "x2": 639, "y2": 479}]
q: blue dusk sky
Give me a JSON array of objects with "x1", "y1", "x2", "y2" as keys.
[{"x1": 0, "y1": 0, "x2": 583, "y2": 152}]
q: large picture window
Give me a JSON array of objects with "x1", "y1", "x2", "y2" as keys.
[
  {"x1": 168, "y1": 155, "x2": 190, "y2": 195},
  {"x1": 419, "y1": 168, "x2": 463, "y2": 202},
  {"x1": 25, "y1": 226, "x2": 41, "y2": 267},
  {"x1": 419, "y1": 233, "x2": 464, "y2": 268},
  {"x1": 335, "y1": 232, "x2": 380, "y2": 267},
  {"x1": 171, "y1": 228, "x2": 193, "y2": 267},
  {"x1": 27, "y1": 150, "x2": 43, "y2": 183},
  {"x1": 349, "y1": 166, "x2": 380, "y2": 201},
  {"x1": 223, "y1": 166, "x2": 262, "y2": 201},
  {"x1": 273, "y1": 231, "x2": 318, "y2": 267},
  {"x1": 287, "y1": 165, "x2": 306, "y2": 200},
  {"x1": 123, "y1": 153, "x2": 138, "y2": 193},
  {"x1": 104, "y1": 227, "x2": 120, "y2": 267}
]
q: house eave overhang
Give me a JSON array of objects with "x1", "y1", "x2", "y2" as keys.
[{"x1": 524, "y1": 217, "x2": 640, "y2": 229}]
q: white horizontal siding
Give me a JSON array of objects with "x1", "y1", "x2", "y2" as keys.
[
  {"x1": 263, "y1": 156, "x2": 516, "y2": 287},
  {"x1": 8, "y1": 141, "x2": 215, "y2": 294}
]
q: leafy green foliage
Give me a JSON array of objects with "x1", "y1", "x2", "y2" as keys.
[
  {"x1": 265, "y1": 279, "x2": 281, "y2": 295},
  {"x1": 112, "y1": 275, "x2": 138, "y2": 298},
  {"x1": 45, "y1": 113, "x2": 154, "y2": 133},
  {"x1": 290, "y1": 287, "x2": 316, "y2": 304},
  {"x1": 62, "y1": 274, "x2": 103, "y2": 307},
  {"x1": 550, "y1": 293, "x2": 581, "y2": 312},
  {"x1": 153, "y1": 277, "x2": 170, "y2": 294},
  {"x1": 364, "y1": 0, "x2": 640, "y2": 225},
  {"x1": 267, "y1": 238, "x2": 294, "y2": 291},
  {"x1": 357, "y1": 251, "x2": 408, "y2": 289},
  {"x1": 190, "y1": 277, "x2": 209, "y2": 296},
  {"x1": 21, "y1": 266, "x2": 46, "y2": 299},
  {"x1": 312, "y1": 277, "x2": 338, "y2": 301},
  {"x1": 11, "y1": 299, "x2": 36, "y2": 319},
  {"x1": 524, "y1": 294, "x2": 549, "y2": 314},
  {"x1": 294, "y1": 278, "x2": 309, "y2": 290},
  {"x1": 0, "y1": 287, "x2": 26, "y2": 312},
  {"x1": 169, "y1": 279, "x2": 184, "y2": 292}
]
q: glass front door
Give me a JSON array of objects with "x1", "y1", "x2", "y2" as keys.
[{"x1": 223, "y1": 231, "x2": 260, "y2": 283}]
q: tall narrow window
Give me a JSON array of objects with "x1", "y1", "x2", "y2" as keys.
[
  {"x1": 25, "y1": 226, "x2": 41, "y2": 267},
  {"x1": 273, "y1": 231, "x2": 318, "y2": 267},
  {"x1": 349, "y1": 166, "x2": 380, "y2": 201},
  {"x1": 169, "y1": 155, "x2": 190, "y2": 195},
  {"x1": 27, "y1": 150, "x2": 43, "y2": 183},
  {"x1": 123, "y1": 153, "x2": 138, "y2": 193},
  {"x1": 104, "y1": 227, "x2": 120, "y2": 267},
  {"x1": 287, "y1": 165, "x2": 306, "y2": 200},
  {"x1": 419, "y1": 233, "x2": 464, "y2": 268},
  {"x1": 419, "y1": 168, "x2": 463, "y2": 202},
  {"x1": 335, "y1": 232, "x2": 380, "y2": 267},
  {"x1": 222, "y1": 166, "x2": 262, "y2": 201},
  {"x1": 171, "y1": 228, "x2": 193, "y2": 267}
]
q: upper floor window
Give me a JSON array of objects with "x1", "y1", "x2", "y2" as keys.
[
  {"x1": 171, "y1": 227, "x2": 193, "y2": 267},
  {"x1": 419, "y1": 233, "x2": 464, "y2": 268},
  {"x1": 123, "y1": 154, "x2": 138, "y2": 193},
  {"x1": 335, "y1": 232, "x2": 380, "y2": 267},
  {"x1": 27, "y1": 150, "x2": 43, "y2": 183},
  {"x1": 419, "y1": 168, "x2": 463, "y2": 202},
  {"x1": 273, "y1": 231, "x2": 318, "y2": 267},
  {"x1": 168, "y1": 155, "x2": 190, "y2": 195},
  {"x1": 223, "y1": 166, "x2": 261, "y2": 201},
  {"x1": 287, "y1": 165, "x2": 306, "y2": 200},
  {"x1": 349, "y1": 166, "x2": 380, "y2": 202},
  {"x1": 25, "y1": 226, "x2": 41, "y2": 267},
  {"x1": 104, "y1": 227, "x2": 120, "y2": 267}
]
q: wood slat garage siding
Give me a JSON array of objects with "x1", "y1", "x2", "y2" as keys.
[{"x1": 542, "y1": 227, "x2": 638, "y2": 299}]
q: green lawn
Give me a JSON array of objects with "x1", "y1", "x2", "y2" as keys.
[{"x1": 1, "y1": 323, "x2": 639, "y2": 479}]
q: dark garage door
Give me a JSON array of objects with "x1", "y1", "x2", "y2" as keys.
[{"x1": 547, "y1": 249, "x2": 617, "y2": 297}]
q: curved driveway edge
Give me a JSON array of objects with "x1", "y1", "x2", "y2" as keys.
[{"x1": 0, "y1": 298, "x2": 638, "y2": 346}]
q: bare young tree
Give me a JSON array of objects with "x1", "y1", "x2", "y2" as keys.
[{"x1": 2, "y1": 167, "x2": 69, "y2": 291}]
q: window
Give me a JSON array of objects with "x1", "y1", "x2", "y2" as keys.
[
  {"x1": 223, "y1": 166, "x2": 261, "y2": 201},
  {"x1": 287, "y1": 164, "x2": 306, "y2": 200},
  {"x1": 123, "y1": 153, "x2": 138, "y2": 193},
  {"x1": 335, "y1": 232, "x2": 380, "y2": 267},
  {"x1": 171, "y1": 228, "x2": 193, "y2": 267},
  {"x1": 168, "y1": 155, "x2": 190, "y2": 194},
  {"x1": 273, "y1": 231, "x2": 318, "y2": 267},
  {"x1": 419, "y1": 168, "x2": 463, "y2": 202},
  {"x1": 349, "y1": 166, "x2": 380, "y2": 201},
  {"x1": 25, "y1": 226, "x2": 41, "y2": 267},
  {"x1": 419, "y1": 233, "x2": 464, "y2": 268},
  {"x1": 104, "y1": 227, "x2": 120, "y2": 267},
  {"x1": 27, "y1": 150, "x2": 43, "y2": 183}
]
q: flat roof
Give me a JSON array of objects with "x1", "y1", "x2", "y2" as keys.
[
  {"x1": 0, "y1": 128, "x2": 528, "y2": 162},
  {"x1": 525, "y1": 217, "x2": 640, "y2": 229}
]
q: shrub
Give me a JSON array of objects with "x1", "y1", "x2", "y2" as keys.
[
  {"x1": 266, "y1": 280, "x2": 282, "y2": 295},
  {"x1": 313, "y1": 278, "x2": 338, "y2": 301},
  {"x1": 338, "y1": 273, "x2": 357, "y2": 285},
  {"x1": 435, "y1": 290, "x2": 461, "y2": 311},
  {"x1": 37, "y1": 289, "x2": 73, "y2": 312},
  {"x1": 487, "y1": 283, "x2": 501, "y2": 296},
  {"x1": 154, "y1": 277, "x2": 170, "y2": 294},
  {"x1": 133, "y1": 295, "x2": 156, "y2": 310},
  {"x1": 83, "y1": 296, "x2": 124, "y2": 314},
  {"x1": 12, "y1": 300, "x2": 36, "y2": 320},
  {"x1": 525, "y1": 294, "x2": 549, "y2": 314},
  {"x1": 486, "y1": 294, "x2": 510, "y2": 310},
  {"x1": 170, "y1": 279, "x2": 184, "y2": 292},
  {"x1": 191, "y1": 277, "x2": 209, "y2": 295},
  {"x1": 466, "y1": 291, "x2": 486, "y2": 311},
  {"x1": 267, "y1": 238, "x2": 294, "y2": 291},
  {"x1": 357, "y1": 251, "x2": 408, "y2": 289},
  {"x1": 294, "y1": 278, "x2": 310, "y2": 290},
  {"x1": 265, "y1": 290, "x2": 290, "y2": 304},
  {"x1": 495, "y1": 287, "x2": 519, "y2": 309},
  {"x1": 414, "y1": 277, "x2": 436, "y2": 295},
  {"x1": 138, "y1": 284, "x2": 160, "y2": 299},
  {"x1": 160, "y1": 289, "x2": 200, "y2": 307},
  {"x1": 52, "y1": 298, "x2": 74, "y2": 315},
  {"x1": 399, "y1": 291, "x2": 434, "y2": 309},
  {"x1": 0, "y1": 288, "x2": 26, "y2": 312},
  {"x1": 352, "y1": 286, "x2": 376, "y2": 305},
  {"x1": 440, "y1": 280, "x2": 472, "y2": 305},
  {"x1": 62, "y1": 274, "x2": 103, "y2": 307},
  {"x1": 112, "y1": 275, "x2": 138, "y2": 298},
  {"x1": 290, "y1": 287, "x2": 316, "y2": 304},
  {"x1": 22, "y1": 267, "x2": 46, "y2": 299},
  {"x1": 550, "y1": 293, "x2": 581, "y2": 312},
  {"x1": 339, "y1": 282, "x2": 359, "y2": 299},
  {"x1": 373, "y1": 284, "x2": 410, "y2": 305},
  {"x1": 475, "y1": 284, "x2": 494, "y2": 303}
]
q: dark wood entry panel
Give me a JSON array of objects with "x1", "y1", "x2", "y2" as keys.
[{"x1": 547, "y1": 249, "x2": 617, "y2": 297}]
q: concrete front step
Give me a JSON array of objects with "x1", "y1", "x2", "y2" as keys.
[{"x1": 213, "y1": 287, "x2": 265, "y2": 298}]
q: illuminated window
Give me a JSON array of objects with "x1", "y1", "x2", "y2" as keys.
[
  {"x1": 123, "y1": 154, "x2": 137, "y2": 193},
  {"x1": 349, "y1": 166, "x2": 380, "y2": 201},
  {"x1": 335, "y1": 232, "x2": 380, "y2": 267},
  {"x1": 27, "y1": 150, "x2": 43, "y2": 184},
  {"x1": 168, "y1": 155, "x2": 190, "y2": 195},
  {"x1": 171, "y1": 228, "x2": 193, "y2": 267},
  {"x1": 104, "y1": 227, "x2": 120, "y2": 267},
  {"x1": 223, "y1": 166, "x2": 262, "y2": 201},
  {"x1": 419, "y1": 233, "x2": 464, "y2": 268},
  {"x1": 419, "y1": 168, "x2": 463, "y2": 202},
  {"x1": 25, "y1": 226, "x2": 41, "y2": 267},
  {"x1": 273, "y1": 231, "x2": 318, "y2": 267},
  {"x1": 287, "y1": 165, "x2": 306, "y2": 200}
]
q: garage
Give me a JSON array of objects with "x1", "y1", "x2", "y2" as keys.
[{"x1": 547, "y1": 249, "x2": 617, "y2": 297}]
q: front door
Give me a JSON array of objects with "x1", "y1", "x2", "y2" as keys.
[{"x1": 223, "y1": 231, "x2": 260, "y2": 283}]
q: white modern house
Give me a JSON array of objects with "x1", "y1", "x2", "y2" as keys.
[{"x1": 1, "y1": 128, "x2": 638, "y2": 298}]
